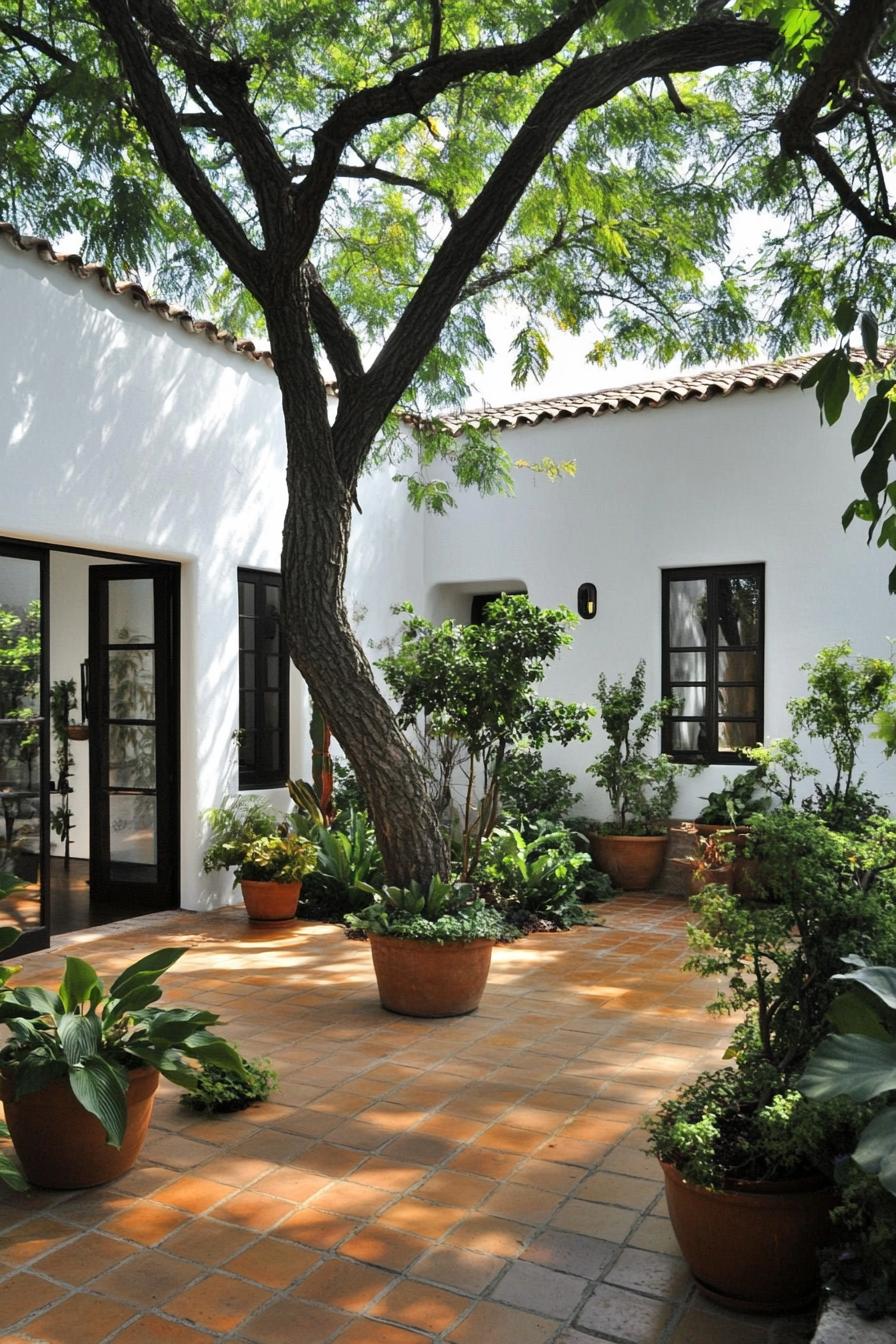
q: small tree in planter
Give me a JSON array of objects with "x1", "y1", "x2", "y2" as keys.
[
  {"x1": 49, "y1": 678, "x2": 78, "y2": 868},
  {"x1": 586, "y1": 660, "x2": 688, "y2": 890},
  {"x1": 379, "y1": 595, "x2": 593, "y2": 880}
]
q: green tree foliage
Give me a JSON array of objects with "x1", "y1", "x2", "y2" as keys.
[{"x1": 378, "y1": 595, "x2": 593, "y2": 877}]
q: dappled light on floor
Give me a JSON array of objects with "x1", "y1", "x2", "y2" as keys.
[{"x1": 0, "y1": 896, "x2": 815, "y2": 1343}]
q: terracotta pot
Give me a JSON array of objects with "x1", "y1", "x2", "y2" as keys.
[
  {"x1": 590, "y1": 834, "x2": 668, "y2": 891},
  {"x1": 661, "y1": 1161, "x2": 835, "y2": 1313},
  {"x1": 65, "y1": 723, "x2": 89, "y2": 741},
  {"x1": 368, "y1": 934, "x2": 493, "y2": 1017},
  {"x1": 240, "y1": 879, "x2": 301, "y2": 922},
  {"x1": 1, "y1": 1065, "x2": 160, "y2": 1189}
]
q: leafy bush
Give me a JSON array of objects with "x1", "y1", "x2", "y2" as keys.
[
  {"x1": 499, "y1": 748, "x2": 582, "y2": 827},
  {"x1": 588, "y1": 661, "x2": 689, "y2": 835},
  {"x1": 203, "y1": 797, "x2": 316, "y2": 883},
  {"x1": 697, "y1": 766, "x2": 771, "y2": 825},
  {"x1": 824, "y1": 1163, "x2": 896, "y2": 1318},
  {"x1": 645, "y1": 1063, "x2": 862, "y2": 1188},
  {"x1": 300, "y1": 810, "x2": 384, "y2": 920},
  {"x1": 180, "y1": 1057, "x2": 278, "y2": 1114},
  {"x1": 801, "y1": 782, "x2": 888, "y2": 835},
  {"x1": 478, "y1": 823, "x2": 593, "y2": 931},
  {"x1": 346, "y1": 875, "x2": 515, "y2": 943}
]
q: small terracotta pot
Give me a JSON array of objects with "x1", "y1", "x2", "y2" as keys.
[
  {"x1": 1, "y1": 1065, "x2": 160, "y2": 1189},
  {"x1": 661, "y1": 1161, "x2": 835, "y2": 1313},
  {"x1": 590, "y1": 834, "x2": 668, "y2": 891},
  {"x1": 240, "y1": 879, "x2": 301, "y2": 922},
  {"x1": 368, "y1": 934, "x2": 493, "y2": 1017},
  {"x1": 65, "y1": 724, "x2": 90, "y2": 741}
]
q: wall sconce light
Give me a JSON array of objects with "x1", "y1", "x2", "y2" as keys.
[{"x1": 577, "y1": 582, "x2": 597, "y2": 619}]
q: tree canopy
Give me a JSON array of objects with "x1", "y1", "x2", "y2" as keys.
[{"x1": 3, "y1": 4, "x2": 895, "y2": 428}]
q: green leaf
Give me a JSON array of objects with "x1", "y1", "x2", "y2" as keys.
[
  {"x1": 860, "y1": 310, "x2": 880, "y2": 363},
  {"x1": 860, "y1": 424, "x2": 896, "y2": 502},
  {"x1": 832, "y1": 964, "x2": 896, "y2": 1011},
  {"x1": 13, "y1": 1047, "x2": 68, "y2": 1098},
  {"x1": 181, "y1": 1032, "x2": 248, "y2": 1077},
  {"x1": 138, "y1": 1008, "x2": 219, "y2": 1044},
  {"x1": 108, "y1": 948, "x2": 185, "y2": 999},
  {"x1": 57, "y1": 1011, "x2": 102, "y2": 1066},
  {"x1": 68, "y1": 1057, "x2": 129, "y2": 1148},
  {"x1": 124, "y1": 1043, "x2": 198, "y2": 1089},
  {"x1": 826, "y1": 990, "x2": 890, "y2": 1041},
  {"x1": 851, "y1": 395, "x2": 889, "y2": 457},
  {"x1": 841, "y1": 499, "x2": 859, "y2": 530},
  {"x1": 8, "y1": 985, "x2": 60, "y2": 1017},
  {"x1": 852, "y1": 1107, "x2": 896, "y2": 1181},
  {"x1": 0, "y1": 927, "x2": 21, "y2": 954},
  {"x1": 799, "y1": 1034, "x2": 896, "y2": 1102},
  {"x1": 833, "y1": 299, "x2": 858, "y2": 336},
  {"x1": 800, "y1": 349, "x2": 833, "y2": 390},
  {"x1": 103, "y1": 984, "x2": 164, "y2": 1022},
  {"x1": 823, "y1": 351, "x2": 851, "y2": 426},
  {"x1": 0, "y1": 1148, "x2": 27, "y2": 1192},
  {"x1": 58, "y1": 958, "x2": 103, "y2": 1013}
]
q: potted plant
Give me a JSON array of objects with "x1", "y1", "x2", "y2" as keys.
[
  {"x1": 0, "y1": 944, "x2": 245, "y2": 1189},
  {"x1": 346, "y1": 875, "x2": 514, "y2": 1017},
  {"x1": 586, "y1": 661, "x2": 686, "y2": 890},
  {"x1": 670, "y1": 823, "x2": 736, "y2": 895},
  {"x1": 645, "y1": 811, "x2": 896, "y2": 1312},
  {"x1": 203, "y1": 796, "x2": 317, "y2": 922}
]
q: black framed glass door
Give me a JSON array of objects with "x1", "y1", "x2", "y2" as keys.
[
  {"x1": 0, "y1": 543, "x2": 50, "y2": 953},
  {"x1": 88, "y1": 564, "x2": 179, "y2": 909}
]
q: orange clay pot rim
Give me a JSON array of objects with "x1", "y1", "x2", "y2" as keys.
[
  {"x1": 368, "y1": 933, "x2": 494, "y2": 946},
  {"x1": 592, "y1": 832, "x2": 668, "y2": 842},
  {"x1": 240, "y1": 877, "x2": 301, "y2": 885},
  {"x1": 661, "y1": 1161, "x2": 830, "y2": 1198}
]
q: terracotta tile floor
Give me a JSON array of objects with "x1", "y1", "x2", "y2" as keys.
[{"x1": 0, "y1": 896, "x2": 817, "y2": 1343}]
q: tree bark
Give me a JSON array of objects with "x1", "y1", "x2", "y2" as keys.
[{"x1": 266, "y1": 295, "x2": 448, "y2": 885}]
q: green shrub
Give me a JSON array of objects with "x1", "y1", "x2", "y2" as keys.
[
  {"x1": 478, "y1": 823, "x2": 595, "y2": 931},
  {"x1": 300, "y1": 810, "x2": 384, "y2": 921},
  {"x1": 180, "y1": 1057, "x2": 278, "y2": 1114},
  {"x1": 346, "y1": 875, "x2": 516, "y2": 943},
  {"x1": 499, "y1": 748, "x2": 582, "y2": 826}
]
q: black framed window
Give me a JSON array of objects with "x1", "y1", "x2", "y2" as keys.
[
  {"x1": 661, "y1": 564, "x2": 764, "y2": 763},
  {"x1": 238, "y1": 569, "x2": 289, "y2": 789}
]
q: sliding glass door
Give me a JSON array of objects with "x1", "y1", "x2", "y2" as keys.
[{"x1": 0, "y1": 543, "x2": 49, "y2": 952}]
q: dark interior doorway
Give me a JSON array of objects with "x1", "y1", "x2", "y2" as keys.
[{"x1": 0, "y1": 539, "x2": 180, "y2": 952}]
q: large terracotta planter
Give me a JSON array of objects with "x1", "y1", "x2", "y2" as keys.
[
  {"x1": 240, "y1": 879, "x2": 301, "y2": 922},
  {"x1": 368, "y1": 934, "x2": 493, "y2": 1017},
  {"x1": 1, "y1": 1065, "x2": 160, "y2": 1189},
  {"x1": 590, "y1": 834, "x2": 668, "y2": 891},
  {"x1": 661, "y1": 1161, "x2": 835, "y2": 1313}
]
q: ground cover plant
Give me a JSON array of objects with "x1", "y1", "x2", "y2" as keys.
[
  {"x1": 5, "y1": 2, "x2": 896, "y2": 885},
  {"x1": 181, "y1": 1056, "x2": 278, "y2": 1114}
]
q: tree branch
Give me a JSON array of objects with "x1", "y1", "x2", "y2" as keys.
[
  {"x1": 428, "y1": 0, "x2": 443, "y2": 62},
  {"x1": 804, "y1": 137, "x2": 896, "y2": 241},
  {"x1": 124, "y1": 0, "x2": 290, "y2": 243},
  {"x1": 86, "y1": 0, "x2": 265, "y2": 296},
  {"x1": 291, "y1": 159, "x2": 458, "y2": 220},
  {"x1": 776, "y1": 0, "x2": 895, "y2": 154},
  {"x1": 334, "y1": 15, "x2": 777, "y2": 472},
  {"x1": 291, "y1": 0, "x2": 614, "y2": 255},
  {"x1": 304, "y1": 262, "x2": 365, "y2": 389}
]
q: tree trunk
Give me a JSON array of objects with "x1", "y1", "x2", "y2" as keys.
[{"x1": 268, "y1": 302, "x2": 447, "y2": 885}]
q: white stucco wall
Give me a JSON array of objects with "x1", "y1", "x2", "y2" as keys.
[
  {"x1": 0, "y1": 244, "x2": 424, "y2": 909},
  {"x1": 2, "y1": 236, "x2": 894, "y2": 920},
  {"x1": 423, "y1": 389, "x2": 896, "y2": 818}
]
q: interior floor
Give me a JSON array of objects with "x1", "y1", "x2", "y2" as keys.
[
  {"x1": 3, "y1": 858, "x2": 156, "y2": 937},
  {"x1": 49, "y1": 856, "x2": 153, "y2": 936}
]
